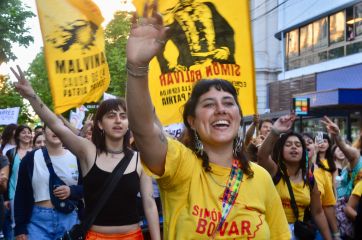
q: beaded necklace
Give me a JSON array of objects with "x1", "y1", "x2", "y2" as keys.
[{"x1": 212, "y1": 159, "x2": 243, "y2": 238}]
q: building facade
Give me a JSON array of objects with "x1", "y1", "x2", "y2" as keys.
[{"x1": 263, "y1": 0, "x2": 362, "y2": 140}]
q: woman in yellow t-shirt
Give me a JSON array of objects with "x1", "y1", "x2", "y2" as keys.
[
  {"x1": 302, "y1": 132, "x2": 339, "y2": 238},
  {"x1": 125, "y1": 3, "x2": 291, "y2": 239},
  {"x1": 345, "y1": 181, "x2": 362, "y2": 220},
  {"x1": 258, "y1": 116, "x2": 332, "y2": 240}
]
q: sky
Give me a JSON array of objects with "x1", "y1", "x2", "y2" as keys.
[{"x1": 0, "y1": 0, "x2": 135, "y2": 81}]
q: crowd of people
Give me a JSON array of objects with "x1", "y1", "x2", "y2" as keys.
[{"x1": 0, "y1": 2, "x2": 360, "y2": 240}]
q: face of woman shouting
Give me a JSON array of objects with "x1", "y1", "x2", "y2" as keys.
[{"x1": 283, "y1": 135, "x2": 303, "y2": 164}]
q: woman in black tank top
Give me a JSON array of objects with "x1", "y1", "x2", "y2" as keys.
[{"x1": 11, "y1": 67, "x2": 161, "y2": 240}]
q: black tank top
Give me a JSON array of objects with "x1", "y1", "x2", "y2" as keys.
[{"x1": 83, "y1": 151, "x2": 140, "y2": 226}]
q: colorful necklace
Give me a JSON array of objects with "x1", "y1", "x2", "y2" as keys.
[{"x1": 212, "y1": 159, "x2": 243, "y2": 238}]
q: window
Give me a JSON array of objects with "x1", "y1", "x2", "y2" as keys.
[
  {"x1": 300, "y1": 24, "x2": 313, "y2": 53},
  {"x1": 313, "y1": 17, "x2": 328, "y2": 49},
  {"x1": 330, "y1": 11, "x2": 345, "y2": 44},
  {"x1": 355, "y1": 3, "x2": 362, "y2": 36},
  {"x1": 286, "y1": 29, "x2": 299, "y2": 57}
]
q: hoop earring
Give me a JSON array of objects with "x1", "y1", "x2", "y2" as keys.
[
  {"x1": 194, "y1": 130, "x2": 203, "y2": 155},
  {"x1": 233, "y1": 128, "x2": 243, "y2": 156}
]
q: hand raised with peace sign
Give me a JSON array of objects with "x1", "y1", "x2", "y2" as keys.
[
  {"x1": 320, "y1": 116, "x2": 340, "y2": 136},
  {"x1": 10, "y1": 65, "x2": 36, "y2": 99}
]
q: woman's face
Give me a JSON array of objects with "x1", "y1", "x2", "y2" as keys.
[
  {"x1": 98, "y1": 107, "x2": 129, "y2": 140},
  {"x1": 260, "y1": 122, "x2": 272, "y2": 137},
  {"x1": 188, "y1": 87, "x2": 241, "y2": 148},
  {"x1": 19, "y1": 128, "x2": 32, "y2": 145},
  {"x1": 334, "y1": 147, "x2": 345, "y2": 160},
  {"x1": 283, "y1": 135, "x2": 303, "y2": 163},
  {"x1": 317, "y1": 138, "x2": 329, "y2": 153},
  {"x1": 34, "y1": 135, "x2": 46, "y2": 148},
  {"x1": 303, "y1": 136, "x2": 315, "y2": 159},
  {"x1": 44, "y1": 127, "x2": 62, "y2": 146}
]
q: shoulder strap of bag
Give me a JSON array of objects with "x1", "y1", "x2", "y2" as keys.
[
  {"x1": 283, "y1": 175, "x2": 299, "y2": 222},
  {"x1": 80, "y1": 149, "x2": 135, "y2": 233},
  {"x1": 41, "y1": 147, "x2": 57, "y2": 176}
]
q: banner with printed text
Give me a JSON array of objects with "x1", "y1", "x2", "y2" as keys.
[
  {"x1": 36, "y1": 0, "x2": 110, "y2": 114},
  {"x1": 0, "y1": 107, "x2": 20, "y2": 125},
  {"x1": 133, "y1": 0, "x2": 256, "y2": 125}
]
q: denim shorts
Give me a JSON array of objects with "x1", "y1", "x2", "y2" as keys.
[{"x1": 27, "y1": 205, "x2": 78, "y2": 240}]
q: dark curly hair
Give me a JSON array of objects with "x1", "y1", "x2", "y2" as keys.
[{"x1": 180, "y1": 79, "x2": 253, "y2": 177}]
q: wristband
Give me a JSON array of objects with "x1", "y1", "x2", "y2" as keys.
[{"x1": 126, "y1": 62, "x2": 149, "y2": 78}]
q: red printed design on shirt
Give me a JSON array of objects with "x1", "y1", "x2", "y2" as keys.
[{"x1": 192, "y1": 204, "x2": 263, "y2": 238}]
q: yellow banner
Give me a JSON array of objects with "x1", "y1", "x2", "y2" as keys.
[
  {"x1": 36, "y1": 0, "x2": 110, "y2": 114},
  {"x1": 133, "y1": 0, "x2": 256, "y2": 125}
]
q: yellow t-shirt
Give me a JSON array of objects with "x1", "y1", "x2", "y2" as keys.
[
  {"x1": 144, "y1": 138, "x2": 290, "y2": 240},
  {"x1": 352, "y1": 180, "x2": 362, "y2": 197},
  {"x1": 275, "y1": 177, "x2": 310, "y2": 223},
  {"x1": 314, "y1": 161, "x2": 336, "y2": 206}
]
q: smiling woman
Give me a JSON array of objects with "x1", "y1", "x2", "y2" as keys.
[{"x1": 125, "y1": 2, "x2": 291, "y2": 239}]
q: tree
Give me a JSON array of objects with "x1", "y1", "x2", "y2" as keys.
[
  {"x1": 0, "y1": 74, "x2": 34, "y2": 125},
  {"x1": 26, "y1": 50, "x2": 53, "y2": 108},
  {"x1": 104, "y1": 11, "x2": 132, "y2": 97},
  {"x1": 0, "y1": 0, "x2": 35, "y2": 63}
]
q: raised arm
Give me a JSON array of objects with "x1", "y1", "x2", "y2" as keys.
[
  {"x1": 244, "y1": 114, "x2": 259, "y2": 147},
  {"x1": 321, "y1": 116, "x2": 360, "y2": 165},
  {"x1": 10, "y1": 66, "x2": 93, "y2": 163},
  {"x1": 257, "y1": 114, "x2": 295, "y2": 177},
  {"x1": 126, "y1": 1, "x2": 169, "y2": 175}
]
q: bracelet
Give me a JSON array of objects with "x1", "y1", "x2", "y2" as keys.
[
  {"x1": 126, "y1": 62, "x2": 149, "y2": 78},
  {"x1": 332, "y1": 232, "x2": 341, "y2": 237}
]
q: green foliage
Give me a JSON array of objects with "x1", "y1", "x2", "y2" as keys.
[
  {"x1": 0, "y1": 75, "x2": 34, "y2": 125},
  {"x1": 0, "y1": 0, "x2": 35, "y2": 63},
  {"x1": 26, "y1": 50, "x2": 53, "y2": 109},
  {"x1": 104, "y1": 11, "x2": 132, "y2": 97}
]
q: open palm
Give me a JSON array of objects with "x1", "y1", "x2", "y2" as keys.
[{"x1": 126, "y1": 2, "x2": 168, "y2": 66}]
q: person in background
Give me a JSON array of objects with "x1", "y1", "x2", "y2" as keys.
[
  {"x1": 353, "y1": 130, "x2": 362, "y2": 155},
  {"x1": 0, "y1": 150, "x2": 10, "y2": 240},
  {"x1": 4, "y1": 125, "x2": 32, "y2": 240},
  {"x1": 33, "y1": 126, "x2": 44, "y2": 135},
  {"x1": 14, "y1": 125, "x2": 82, "y2": 240},
  {"x1": 344, "y1": 180, "x2": 362, "y2": 239},
  {"x1": 321, "y1": 116, "x2": 362, "y2": 239},
  {"x1": 332, "y1": 144, "x2": 349, "y2": 177},
  {"x1": 258, "y1": 115, "x2": 332, "y2": 240},
  {"x1": 245, "y1": 117, "x2": 272, "y2": 163},
  {"x1": 11, "y1": 64, "x2": 160, "y2": 240},
  {"x1": 0, "y1": 124, "x2": 17, "y2": 156},
  {"x1": 302, "y1": 132, "x2": 340, "y2": 240},
  {"x1": 32, "y1": 132, "x2": 45, "y2": 149}
]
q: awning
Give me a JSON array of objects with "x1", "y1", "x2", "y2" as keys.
[{"x1": 294, "y1": 88, "x2": 362, "y2": 107}]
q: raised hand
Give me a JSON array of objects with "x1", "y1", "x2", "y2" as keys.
[
  {"x1": 272, "y1": 113, "x2": 296, "y2": 134},
  {"x1": 10, "y1": 65, "x2": 36, "y2": 99},
  {"x1": 321, "y1": 116, "x2": 340, "y2": 136},
  {"x1": 126, "y1": 0, "x2": 168, "y2": 66}
]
